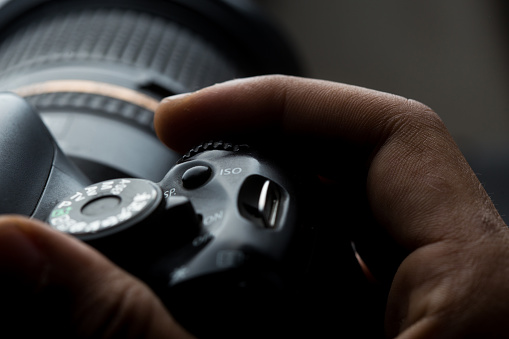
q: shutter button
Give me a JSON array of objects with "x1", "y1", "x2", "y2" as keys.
[{"x1": 182, "y1": 166, "x2": 212, "y2": 189}]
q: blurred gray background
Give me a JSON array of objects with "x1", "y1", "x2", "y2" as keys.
[{"x1": 258, "y1": 0, "x2": 509, "y2": 219}]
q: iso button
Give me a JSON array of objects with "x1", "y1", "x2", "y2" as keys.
[{"x1": 47, "y1": 178, "x2": 163, "y2": 241}]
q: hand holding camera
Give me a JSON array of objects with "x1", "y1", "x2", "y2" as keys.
[
  {"x1": 3, "y1": 74, "x2": 509, "y2": 338},
  {"x1": 1, "y1": 1, "x2": 509, "y2": 338}
]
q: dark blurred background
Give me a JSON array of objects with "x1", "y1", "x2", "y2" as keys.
[{"x1": 258, "y1": 0, "x2": 509, "y2": 221}]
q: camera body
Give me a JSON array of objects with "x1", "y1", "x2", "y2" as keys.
[
  {"x1": 48, "y1": 141, "x2": 313, "y2": 338},
  {"x1": 2, "y1": 93, "x2": 323, "y2": 337}
]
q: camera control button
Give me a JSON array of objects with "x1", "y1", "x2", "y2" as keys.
[{"x1": 182, "y1": 165, "x2": 212, "y2": 189}]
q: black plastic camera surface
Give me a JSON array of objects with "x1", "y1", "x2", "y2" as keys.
[{"x1": 46, "y1": 141, "x2": 310, "y2": 338}]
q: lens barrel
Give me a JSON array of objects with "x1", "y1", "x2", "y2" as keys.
[{"x1": 0, "y1": 0, "x2": 299, "y2": 182}]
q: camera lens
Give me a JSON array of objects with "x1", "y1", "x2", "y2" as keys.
[{"x1": 0, "y1": 0, "x2": 299, "y2": 182}]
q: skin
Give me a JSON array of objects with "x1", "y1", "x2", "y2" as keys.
[
  {"x1": 155, "y1": 75, "x2": 509, "y2": 338},
  {"x1": 0, "y1": 216, "x2": 195, "y2": 338},
  {"x1": 1, "y1": 75, "x2": 508, "y2": 338}
]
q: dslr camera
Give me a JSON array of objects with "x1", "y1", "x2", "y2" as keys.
[{"x1": 0, "y1": 0, "x2": 378, "y2": 337}]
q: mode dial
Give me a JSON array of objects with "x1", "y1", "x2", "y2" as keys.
[
  {"x1": 47, "y1": 178, "x2": 202, "y2": 272},
  {"x1": 47, "y1": 178, "x2": 162, "y2": 240}
]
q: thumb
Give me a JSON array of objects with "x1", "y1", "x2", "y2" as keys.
[{"x1": 0, "y1": 215, "x2": 194, "y2": 339}]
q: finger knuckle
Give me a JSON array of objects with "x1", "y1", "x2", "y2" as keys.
[{"x1": 375, "y1": 97, "x2": 446, "y2": 143}]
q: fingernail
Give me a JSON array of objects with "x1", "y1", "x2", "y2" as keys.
[
  {"x1": 0, "y1": 222, "x2": 48, "y2": 291},
  {"x1": 162, "y1": 92, "x2": 193, "y2": 102}
]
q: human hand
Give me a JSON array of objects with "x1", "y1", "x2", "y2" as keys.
[
  {"x1": 0, "y1": 215, "x2": 195, "y2": 338},
  {"x1": 155, "y1": 75, "x2": 509, "y2": 338}
]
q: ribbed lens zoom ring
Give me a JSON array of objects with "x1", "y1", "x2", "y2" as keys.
[{"x1": 0, "y1": 6, "x2": 241, "y2": 93}]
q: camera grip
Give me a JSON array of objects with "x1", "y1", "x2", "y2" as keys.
[{"x1": 0, "y1": 93, "x2": 90, "y2": 217}]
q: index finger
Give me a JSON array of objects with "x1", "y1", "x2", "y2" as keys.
[
  {"x1": 155, "y1": 75, "x2": 406, "y2": 152},
  {"x1": 154, "y1": 75, "x2": 505, "y2": 251}
]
